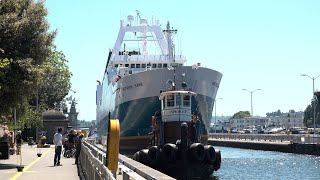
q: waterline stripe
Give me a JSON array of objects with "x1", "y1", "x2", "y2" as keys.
[{"x1": 10, "y1": 148, "x2": 52, "y2": 180}]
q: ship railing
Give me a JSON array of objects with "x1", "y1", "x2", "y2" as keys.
[
  {"x1": 113, "y1": 54, "x2": 186, "y2": 62},
  {"x1": 80, "y1": 140, "x2": 147, "y2": 180},
  {"x1": 208, "y1": 133, "x2": 320, "y2": 144}
]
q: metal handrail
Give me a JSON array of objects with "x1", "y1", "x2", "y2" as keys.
[
  {"x1": 80, "y1": 141, "x2": 115, "y2": 180},
  {"x1": 90, "y1": 142, "x2": 174, "y2": 180},
  {"x1": 80, "y1": 141, "x2": 148, "y2": 180}
]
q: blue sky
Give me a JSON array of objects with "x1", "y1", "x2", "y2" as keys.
[{"x1": 45, "y1": 0, "x2": 320, "y2": 121}]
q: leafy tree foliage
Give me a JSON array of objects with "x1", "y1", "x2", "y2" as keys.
[
  {"x1": 0, "y1": 1, "x2": 71, "y2": 130},
  {"x1": 304, "y1": 92, "x2": 320, "y2": 127},
  {"x1": 266, "y1": 109, "x2": 282, "y2": 117},
  {"x1": 0, "y1": 0, "x2": 56, "y2": 121},
  {"x1": 29, "y1": 46, "x2": 72, "y2": 109},
  {"x1": 231, "y1": 111, "x2": 251, "y2": 119},
  {"x1": 289, "y1": 109, "x2": 295, "y2": 113},
  {"x1": 0, "y1": 49, "x2": 12, "y2": 69}
]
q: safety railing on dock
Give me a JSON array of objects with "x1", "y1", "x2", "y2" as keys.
[
  {"x1": 80, "y1": 140, "x2": 173, "y2": 180},
  {"x1": 208, "y1": 133, "x2": 320, "y2": 144},
  {"x1": 80, "y1": 141, "x2": 116, "y2": 180}
]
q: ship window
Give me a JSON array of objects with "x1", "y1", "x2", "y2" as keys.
[
  {"x1": 176, "y1": 94, "x2": 181, "y2": 106},
  {"x1": 183, "y1": 95, "x2": 190, "y2": 107},
  {"x1": 158, "y1": 63, "x2": 162, "y2": 68},
  {"x1": 152, "y1": 64, "x2": 157, "y2": 68},
  {"x1": 167, "y1": 95, "x2": 175, "y2": 107},
  {"x1": 131, "y1": 64, "x2": 135, "y2": 68},
  {"x1": 125, "y1": 64, "x2": 129, "y2": 67},
  {"x1": 163, "y1": 63, "x2": 168, "y2": 68},
  {"x1": 115, "y1": 64, "x2": 119, "y2": 68},
  {"x1": 136, "y1": 64, "x2": 141, "y2": 68},
  {"x1": 141, "y1": 64, "x2": 146, "y2": 68}
]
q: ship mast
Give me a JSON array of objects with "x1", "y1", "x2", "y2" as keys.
[{"x1": 163, "y1": 21, "x2": 177, "y2": 63}]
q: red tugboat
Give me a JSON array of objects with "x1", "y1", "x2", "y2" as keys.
[{"x1": 133, "y1": 84, "x2": 221, "y2": 179}]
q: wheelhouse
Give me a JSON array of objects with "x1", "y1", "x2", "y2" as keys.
[{"x1": 159, "y1": 91, "x2": 196, "y2": 122}]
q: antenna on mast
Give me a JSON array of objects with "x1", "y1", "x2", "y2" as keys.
[
  {"x1": 163, "y1": 21, "x2": 177, "y2": 63},
  {"x1": 136, "y1": 10, "x2": 141, "y2": 24}
]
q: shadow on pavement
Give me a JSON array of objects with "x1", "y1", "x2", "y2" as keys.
[{"x1": 0, "y1": 163, "x2": 18, "y2": 170}]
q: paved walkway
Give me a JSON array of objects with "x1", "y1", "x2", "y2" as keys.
[{"x1": 0, "y1": 144, "x2": 79, "y2": 180}]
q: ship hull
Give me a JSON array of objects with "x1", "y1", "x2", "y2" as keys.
[{"x1": 97, "y1": 66, "x2": 222, "y2": 151}]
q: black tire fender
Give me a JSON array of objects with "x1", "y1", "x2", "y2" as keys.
[
  {"x1": 147, "y1": 146, "x2": 161, "y2": 166},
  {"x1": 213, "y1": 149, "x2": 221, "y2": 171},
  {"x1": 189, "y1": 143, "x2": 205, "y2": 162},
  {"x1": 204, "y1": 145, "x2": 216, "y2": 164},
  {"x1": 138, "y1": 149, "x2": 149, "y2": 165},
  {"x1": 161, "y1": 143, "x2": 178, "y2": 163},
  {"x1": 132, "y1": 151, "x2": 140, "y2": 161}
]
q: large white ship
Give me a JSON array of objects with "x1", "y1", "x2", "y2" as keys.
[{"x1": 96, "y1": 12, "x2": 222, "y2": 150}]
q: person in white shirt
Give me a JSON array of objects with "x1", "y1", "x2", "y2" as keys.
[{"x1": 53, "y1": 128, "x2": 63, "y2": 166}]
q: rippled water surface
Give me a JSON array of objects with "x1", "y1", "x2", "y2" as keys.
[{"x1": 212, "y1": 147, "x2": 320, "y2": 180}]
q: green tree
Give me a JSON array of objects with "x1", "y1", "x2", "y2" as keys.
[
  {"x1": 231, "y1": 111, "x2": 251, "y2": 119},
  {"x1": 0, "y1": 0, "x2": 55, "y2": 123},
  {"x1": 304, "y1": 92, "x2": 320, "y2": 127},
  {"x1": 29, "y1": 46, "x2": 72, "y2": 110},
  {"x1": 289, "y1": 109, "x2": 295, "y2": 114},
  {"x1": 0, "y1": 49, "x2": 12, "y2": 69},
  {"x1": 266, "y1": 109, "x2": 282, "y2": 117}
]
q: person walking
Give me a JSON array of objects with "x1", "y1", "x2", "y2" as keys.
[
  {"x1": 74, "y1": 134, "x2": 83, "y2": 164},
  {"x1": 16, "y1": 131, "x2": 22, "y2": 155},
  {"x1": 53, "y1": 128, "x2": 63, "y2": 166}
]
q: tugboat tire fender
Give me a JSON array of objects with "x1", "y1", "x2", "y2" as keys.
[
  {"x1": 189, "y1": 143, "x2": 205, "y2": 162},
  {"x1": 213, "y1": 149, "x2": 221, "y2": 171},
  {"x1": 162, "y1": 143, "x2": 178, "y2": 163},
  {"x1": 138, "y1": 149, "x2": 149, "y2": 165},
  {"x1": 132, "y1": 151, "x2": 140, "y2": 161},
  {"x1": 204, "y1": 145, "x2": 216, "y2": 164},
  {"x1": 147, "y1": 146, "x2": 161, "y2": 166}
]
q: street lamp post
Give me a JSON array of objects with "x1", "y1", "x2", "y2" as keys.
[
  {"x1": 242, "y1": 89, "x2": 262, "y2": 117},
  {"x1": 214, "y1": 98, "x2": 223, "y2": 133},
  {"x1": 301, "y1": 74, "x2": 320, "y2": 143}
]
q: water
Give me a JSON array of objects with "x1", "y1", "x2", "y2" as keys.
[{"x1": 212, "y1": 147, "x2": 320, "y2": 180}]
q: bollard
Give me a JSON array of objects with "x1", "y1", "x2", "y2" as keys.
[
  {"x1": 16, "y1": 165, "x2": 24, "y2": 172},
  {"x1": 123, "y1": 171, "x2": 129, "y2": 180},
  {"x1": 16, "y1": 144, "x2": 24, "y2": 172}
]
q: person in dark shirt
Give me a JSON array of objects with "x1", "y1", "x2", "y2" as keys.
[
  {"x1": 16, "y1": 131, "x2": 22, "y2": 155},
  {"x1": 67, "y1": 130, "x2": 75, "y2": 143},
  {"x1": 74, "y1": 134, "x2": 83, "y2": 164}
]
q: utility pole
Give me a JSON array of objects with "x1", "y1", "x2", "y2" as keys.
[{"x1": 301, "y1": 74, "x2": 320, "y2": 143}]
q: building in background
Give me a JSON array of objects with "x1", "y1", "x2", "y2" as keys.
[{"x1": 229, "y1": 111, "x2": 304, "y2": 132}]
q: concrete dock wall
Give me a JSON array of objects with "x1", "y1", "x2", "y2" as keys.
[
  {"x1": 208, "y1": 139, "x2": 292, "y2": 153},
  {"x1": 208, "y1": 139, "x2": 320, "y2": 156}
]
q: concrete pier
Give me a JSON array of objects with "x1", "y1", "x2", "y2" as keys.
[
  {"x1": 0, "y1": 144, "x2": 79, "y2": 180},
  {"x1": 208, "y1": 134, "x2": 320, "y2": 156},
  {"x1": 208, "y1": 139, "x2": 292, "y2": 153}
]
